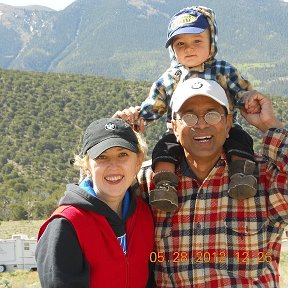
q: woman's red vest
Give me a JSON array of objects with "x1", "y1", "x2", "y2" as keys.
[{"x1": 38, "y1": 197, "x2": 154, "y2": 288}]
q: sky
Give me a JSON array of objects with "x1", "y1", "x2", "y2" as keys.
[
  {"x1": 1, "y1": 0, "x2": 287, "y2": 10},
  {"x1": 0, "y1": 0, "x2": 76, "y2": 11}
]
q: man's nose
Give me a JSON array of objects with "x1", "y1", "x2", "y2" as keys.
[{"x1": 194, "y1": 116, "x2": 209, "y2": 129}]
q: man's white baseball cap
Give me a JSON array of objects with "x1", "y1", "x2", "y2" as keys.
[{"x1": 171, "y1": 78, "x2": 230, "y2": 115}]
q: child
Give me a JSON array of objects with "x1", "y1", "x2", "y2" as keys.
[
  {"x1": 118, "y1": 6, "x2": 258, "y2": 212},
  {"x1": 36, "y1": 118, "x2": 154, "y2": 287}
]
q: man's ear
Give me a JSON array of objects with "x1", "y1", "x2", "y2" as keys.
[
  {"x1": 226, "y1": 114, "x2": 233, "y2": 138},
  {"x1": 171, "y1": 119, "x2": 180, "y2": 142}
]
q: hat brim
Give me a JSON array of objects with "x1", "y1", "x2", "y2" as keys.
[
  {"x1": 173, "y1": 93, "x2": 227, "y2": 114},
  {"x1": 171, "y1": 79, "x2": 230, "y2": 115},
  {"x1": 87, "y1": 138, "x2": 139, "y2": 159},
  {"x1": 165, "y1": 26, "x2": 206, "y2": 48}
]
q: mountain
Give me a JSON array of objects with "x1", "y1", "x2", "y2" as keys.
[{"x1": 0, "y1": 0, "x2": 288, "y2": 96}]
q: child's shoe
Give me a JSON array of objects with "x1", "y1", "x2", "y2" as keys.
[
  {"x1": 149, "y1": 172, "x2": 179, "y2": 212},
  {"x1": 228, "y1": 160, "x2": 257, "y2": 199}
]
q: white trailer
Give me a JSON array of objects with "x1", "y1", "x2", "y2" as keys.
[{"x1": 0, "y1": 234, "x2": 37, "y2": 272}]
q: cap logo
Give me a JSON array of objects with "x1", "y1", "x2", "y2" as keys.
[
  {"x1": 191, "y1": 81, "x2": 203, "y2": 89},
  {"x1": 171, "y1": 14, "x2": 197, "y2": 30},
  {"x1": 105, "y1": 122, "x2": 116, "y2": 130}
]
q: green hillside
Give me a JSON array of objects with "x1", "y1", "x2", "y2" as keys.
[
  {"x1": 0, "y1": 68, "x2": 166, "y2": 220},
  {"x1": 0, "y1": 68, "x2": 287, "y2": 221}
]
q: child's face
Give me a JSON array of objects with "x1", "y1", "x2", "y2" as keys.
[
  {"x1": 87, "y1": 147, "x2": 143, "y2": 205},
  {"x1": 172, "y1": 29, "x2": 210, "y2": 68}
]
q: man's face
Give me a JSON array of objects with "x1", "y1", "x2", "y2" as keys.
[{"x1": 172, "y1": 95, "x2": 232, "y2": 163}]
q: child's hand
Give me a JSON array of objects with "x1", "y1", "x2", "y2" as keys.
[
  {"x1": 112, "y1": 106, "x2": 145, "y2": 133},
  {"x1": 240, "y1": 91, "x2": 261, "y2": 114}
]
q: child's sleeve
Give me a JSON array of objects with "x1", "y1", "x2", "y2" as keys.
[
  {"x1": 223, "y1": 64, "x2": 254, "y2": 106},
  {"x1": 139, "y1": 69, "x2": 177, "y2": 122}
]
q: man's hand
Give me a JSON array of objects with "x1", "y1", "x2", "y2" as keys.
[
  {"x1": 240, "y1": 91, "x2": 284, "y2": 133},
  {"x1": 112, "y1": 106, "x2": 145, "y2": 133}
]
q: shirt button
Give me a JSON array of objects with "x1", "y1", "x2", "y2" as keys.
[{"x1": 198, "y1": 189, "x2": 205, "y2": 199}]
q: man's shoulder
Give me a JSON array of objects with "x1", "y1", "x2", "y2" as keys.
[
  {"x1": 142, "y1": 159, "x2": 152, "y2": 168},
  {"x1": 140, "y1": 159, "x2": 153, "y2": 176},
  {"x1": 138, "y1": 159, "x2": 153, "y2": 184}
]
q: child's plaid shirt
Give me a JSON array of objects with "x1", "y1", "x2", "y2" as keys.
[
  {"x1": 139, "y1": 59, "x2": 252, "y2": 124},
  {"x1": 138, "y1": 128, "x2": 288, "y2": 287}
]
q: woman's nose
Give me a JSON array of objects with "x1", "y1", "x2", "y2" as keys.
[{"x1": 107, "y1": 158, "x2": 119, "y2": 168}]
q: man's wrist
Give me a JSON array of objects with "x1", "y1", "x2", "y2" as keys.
[{"x1": 260, "y1": 119, "x2": 284, "y2": 133}]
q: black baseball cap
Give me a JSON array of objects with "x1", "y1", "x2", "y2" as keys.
[{"x1": 82, "y1": 118, "x2": 139, "y2": 159}]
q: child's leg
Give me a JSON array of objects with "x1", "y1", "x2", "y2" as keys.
[
  {"x1": 151, "y1": 132, "x2": 182, "y2": 171},
  {"x1": 154, "y1": 161, "x2": 176, "y2": 174},
  {"x1": 150, "y1": 132, "x2": 182, "y2": 212},
  {"x1": 224, "y1": 126, "x2": 257, "y2": 199}
]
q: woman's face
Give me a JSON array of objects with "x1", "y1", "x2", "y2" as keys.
[{"x1": 87, "y1": 146, "x2": 143, "y2": 204}]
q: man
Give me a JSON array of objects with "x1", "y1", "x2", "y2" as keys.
[{"x1": 137, "y1": 78, "x2": 288, "y2": 287}]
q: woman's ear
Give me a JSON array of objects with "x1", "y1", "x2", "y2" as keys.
[
  {"x1": 85, "y1": 159, "x2": 92, "y2": 177},
  {"x1": 86, "y1": 169, "x2": 92, "y2": 178},
  {"x1": 136, "y1": 152, "x2": 144, "y2": 173}
]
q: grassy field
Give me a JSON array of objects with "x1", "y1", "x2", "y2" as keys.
[
  {"x1": 0, "y1": 220, "x2": 43, "y2": 240},
  {"x1": 0, "y1": 221, "x2": 42, "y2": 288},
  {"x1": 0, "y1": 221, "x2": 287, "y2": 287},
  {"x1": 0, "y1": 271, "x2": 40, "y2": 288}
]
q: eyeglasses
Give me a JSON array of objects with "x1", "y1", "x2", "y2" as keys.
[{"x1": 176, "y1": 111, "x2": 225, "y2": 127}]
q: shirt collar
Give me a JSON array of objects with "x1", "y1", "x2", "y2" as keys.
[{"x1": 179, "y1": 151, "x2": 227, "y2": 178}]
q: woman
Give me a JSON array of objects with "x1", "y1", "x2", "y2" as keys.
[{"x1": 36, "y1": 118, "x2": 154, "y2": 288}]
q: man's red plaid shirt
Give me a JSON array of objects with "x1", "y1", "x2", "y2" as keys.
[{"x1": 139, "y1": 128, "x2": 288, "y2": 287}]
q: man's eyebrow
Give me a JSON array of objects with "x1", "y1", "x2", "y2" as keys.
[{"x1": 181, "y1": 107, "x2": 220, "y2": 113}]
